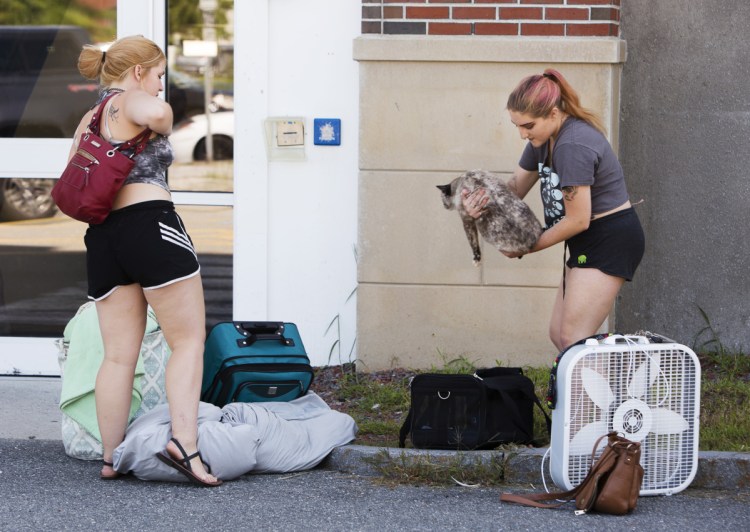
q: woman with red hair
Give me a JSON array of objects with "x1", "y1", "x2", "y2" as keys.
[{"x1": 463, "y1": 69, "x2": 644, "y2": 352}]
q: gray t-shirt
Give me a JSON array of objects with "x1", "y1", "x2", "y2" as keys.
[{"x1": 519, "y1": 117, "x2": 629, "y2": 228}]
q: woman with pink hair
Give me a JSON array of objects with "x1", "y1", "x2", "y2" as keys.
[{"x1": 463, "y1": 69, "x2": 644, "y2": 352}]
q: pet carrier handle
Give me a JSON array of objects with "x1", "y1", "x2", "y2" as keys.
[
  {"x1": 475, "y1": 369, "x2": 551, "y2": 433},
  {"x1": 234, "y1": 321, "x2": 295, "y2": 347},
  {"x1": 398, "y1": 409, "x2": 413, "y2": 448},
  {"x1": 481, "y1": 376, "x2": 552, "y2": 436}
]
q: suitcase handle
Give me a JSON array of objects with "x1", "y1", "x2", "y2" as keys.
[{"x1": 234, "y1": 321, "x2": 295, "y2": 347}]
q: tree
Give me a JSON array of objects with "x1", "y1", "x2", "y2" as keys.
[
  {"x1": 168, "y1": 0, "x2": 233, "y2": 45},
  {"x1": 0, "y1": 0, "x2": 115, "y2": 43}
]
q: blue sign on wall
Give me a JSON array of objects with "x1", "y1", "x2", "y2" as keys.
[{"x1": 313, "y1": 118, "x2": 341, "y2": 146}]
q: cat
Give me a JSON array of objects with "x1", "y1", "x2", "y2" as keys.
[{"x1": 437, "y1": 169, "x2": 543, "y2": 266}]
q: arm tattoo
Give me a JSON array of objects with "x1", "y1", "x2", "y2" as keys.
[
  {"x1": 562, "y1": 186, "x2": 578, "y2": 202},
  {"x1": 108, "y1": 105, "x2": 120, "y2": 123}
]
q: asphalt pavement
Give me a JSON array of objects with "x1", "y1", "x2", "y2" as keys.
[{"x1": 1, "y1": 376, "x2": 749, "y2": 531}]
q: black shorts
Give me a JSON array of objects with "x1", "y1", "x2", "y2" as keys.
[
  {"x1": 565, "y1": 207, "x2": 645, "y2": 281},
  {"x1": 85, "y1": 200, "x2": 200, "y2": 301}
]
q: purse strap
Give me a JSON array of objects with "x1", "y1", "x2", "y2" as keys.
[
  {"x1": 499, "y1": 432, "x2": 616, "y2": 509},
  {"x1": 87, "y1": 92, "x2": 152, "y2": 157}
]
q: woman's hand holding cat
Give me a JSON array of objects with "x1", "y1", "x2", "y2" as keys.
[
  {"x1": 501, "y1": 249, "x2": 525, "y2": 259},
  {"x1": 461, "y1": 188, "x2": 489, "y2": 219}
]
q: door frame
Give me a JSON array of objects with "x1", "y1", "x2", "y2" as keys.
[{"x1": 0, "y1": 0, "x2": 254, "y2": 375}]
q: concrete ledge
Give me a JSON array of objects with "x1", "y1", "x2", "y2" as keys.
[
  {"x1": 693, "y1": 451, "x2": 750, "y2": 490},
  {"x1": 353, "y1": 35, "x2": 627, "y2": 64},
  {"x1": 323, "y1": 444, "x2": 750, "y2": 491}
]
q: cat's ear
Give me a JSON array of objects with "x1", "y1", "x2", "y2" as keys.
[{"x1": 436, "y1": 184, "x2": 452, "y2": 196}]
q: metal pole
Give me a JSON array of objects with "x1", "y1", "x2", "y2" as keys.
[{"x1": 200, "y1": 2, "x2": 217, "y2": 162}]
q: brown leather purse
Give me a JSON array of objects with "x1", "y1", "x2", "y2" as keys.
[{"x1": 500, "y1": 432, "x2": 644, "y2": 515}]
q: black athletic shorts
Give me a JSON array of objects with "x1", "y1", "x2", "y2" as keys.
[
  {"x1": 565, "y1": 207, "x2": 645, "y2": 281},
  {"x1": 84, "y1": 200, "x2": 200, "y2": 301}
]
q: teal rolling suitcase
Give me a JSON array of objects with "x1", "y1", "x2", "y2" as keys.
[{"x1": 201, "y1": 321, "x2": 314, "y2": 407}]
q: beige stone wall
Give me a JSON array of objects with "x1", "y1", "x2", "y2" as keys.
[{"x1": 354, "y1": 36, "x2": 626, "y2": 371}]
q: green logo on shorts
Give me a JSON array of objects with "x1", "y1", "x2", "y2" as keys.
[{"x1": 577, "y1": 255, "x2": 587, "y2": 265}]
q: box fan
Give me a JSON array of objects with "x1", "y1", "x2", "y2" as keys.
[{"x1": 550, "y1": 334, "x2": 700, "y2": 496}]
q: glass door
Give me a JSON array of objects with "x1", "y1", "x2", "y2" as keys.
[
  {"x1": 0, "y1": 0, "x2": 234, "y2": 374},
  {"x1": 165, "y1": 1, "x2": 235, "y2": 339},
  {"x1": 167, "y1": 0, "x2": 234, "y2": 194}
]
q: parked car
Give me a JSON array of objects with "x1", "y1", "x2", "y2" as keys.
[
  {"x1": 168, "y1": 70, "x2": 233, "y2": 125},
  {"x1": 170, "y1": 111, "x2": 234, "y2": 164},
  {"x1": 0, "y1": 25, "x2": 97, "y2": 139},
  {"x1": 0, "y1": 25, "x2": 98, "y2": 220},
  {"x1": 0, "y1": 178, "x2": 58, "y2": 221}
]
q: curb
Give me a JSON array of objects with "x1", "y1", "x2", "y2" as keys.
[{"x1": 322, "y1": 444, "x2": 750, "y2": 491}]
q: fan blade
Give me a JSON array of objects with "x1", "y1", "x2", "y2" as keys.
[
  {"x1": 628, "y1": 354, "x2": 661, "y2": 399},
  {"x1": 569, "y1": 421, "x2": 609, "y2": 455},
  {"x1": 581, "y1": 368, "x2": 614, "y2": 410},
  {"x1": 650, "y1": 408, "x2": 689, "y2": 434}
]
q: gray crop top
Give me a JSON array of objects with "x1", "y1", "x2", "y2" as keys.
[
  {"x1": 519, "y1": 117, "x2": 629, "y2": 228},
  {"x1": 97, "y1": 89, "x2": 173, "y2": 192}
]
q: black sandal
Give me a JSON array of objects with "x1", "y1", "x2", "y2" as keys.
[
  {"x1": 101, "y1": 460, "x2": 122, "y2": 480},
  {"x1": 156, "y1": 437, "x2": 222, "y2": 487}
]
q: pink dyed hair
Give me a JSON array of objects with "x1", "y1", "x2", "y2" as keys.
[{"x1": 506, "y1": 68, "x2": 606, "y2": 135}]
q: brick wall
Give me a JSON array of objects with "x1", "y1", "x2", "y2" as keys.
[{"x1": 362, "y1": 1, "x2": 620, "y2": 37}]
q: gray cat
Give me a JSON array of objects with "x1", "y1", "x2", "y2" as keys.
[{"x1": 437, "y1": 169, "x2": 543, "y2": 265}]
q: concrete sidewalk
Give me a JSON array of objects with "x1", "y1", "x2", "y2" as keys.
[
  {"x1": 0, "y1": 376, "x2": 62, "y2": 440},
  {"x1": 2, "y1": 376, "x2": 748, "y2": 492}
]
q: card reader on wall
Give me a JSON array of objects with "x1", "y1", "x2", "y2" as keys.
[
  {"x1": 264, "y1": 117, "x2": 306, "y2": 161},
  {"x1": 276, "y1": 120, "x2": 304, "y2": 146}
]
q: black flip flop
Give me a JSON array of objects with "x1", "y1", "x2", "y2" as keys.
[{"x1": 156, "y1": 437, "x2": 222, "y2": 487}]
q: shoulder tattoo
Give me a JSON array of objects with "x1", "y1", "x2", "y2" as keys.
[
  {"x1": 108, "y1": 104, "x2": 120, "y2": 122},
  {"x1": 562, "y1": 186, "x2": 578, "y2": 202}
]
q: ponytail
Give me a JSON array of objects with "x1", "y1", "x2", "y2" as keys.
[
  {"x1": 507, "y1": 68, "x2": 606, "y2": 135},
  {"x1": 77, "y1": 44, "x2": 105, "y2": 81},
  {"x1": 77, "y1": 35, "x2": 165, "y2": 86}
]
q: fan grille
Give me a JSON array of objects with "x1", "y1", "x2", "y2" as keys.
[{"x1": 553, "y1": 341, "x2": 700, "y2": 496}]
